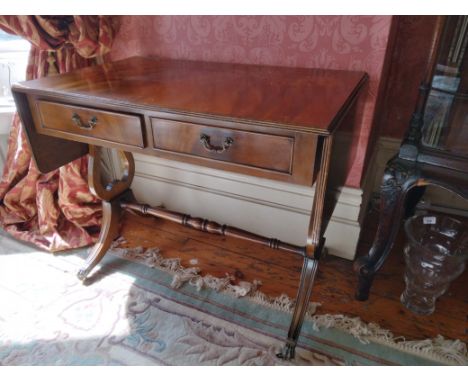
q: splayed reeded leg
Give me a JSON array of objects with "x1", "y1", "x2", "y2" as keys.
[
  {"x1": 77, "y1": 198, "x2": 122, "y2": 281},
  {"x1": 277, "y1": 251, "x2": 320, "y2": 360}
]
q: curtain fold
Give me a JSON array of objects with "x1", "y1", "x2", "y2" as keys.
[{"x1": 0, "y1": 16, "x2": 120, "y2": 251}]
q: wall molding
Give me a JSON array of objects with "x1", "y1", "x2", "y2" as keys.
[{"x1": 132, "y1": 153, "x2": 363, "y2": 260}]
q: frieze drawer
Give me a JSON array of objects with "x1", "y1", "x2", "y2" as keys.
[
  {"x1": 151, "y1": 117, "x2": 300, "y2": 174},
  {"x1": 36, "y1": 100, "x2": 145, "y2": 148}
]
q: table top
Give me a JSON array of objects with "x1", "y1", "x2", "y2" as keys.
[{"x1": 14, "y1": 56, "x2": 367, "y2": 134}]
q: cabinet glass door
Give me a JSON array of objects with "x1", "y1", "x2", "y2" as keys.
[{"x1": 421, "y1": 16, "x2": 468, "y2": 156}]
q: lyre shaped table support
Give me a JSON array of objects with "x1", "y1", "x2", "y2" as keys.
[{"x1": 78, "y1": 135, "x2": 333, "y2": 360}]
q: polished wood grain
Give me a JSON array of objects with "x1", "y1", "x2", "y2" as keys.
[
  {"x1": 14, "y1": 56, "x2": 367, "y2": 134},
  {"x1": 77, "y1": 146, "x2": 136, "y2": 281},
  {"x1": 147, "y1": 111, "x2": 321, "y2": 185},
  {"x1": 151, "y1": 117, "x2": 298, "y2": 174},
  {"x1": 77, "y1": 197, "x2": 122, "y2": 281},
  {"x1": 11, "y1": 56, "x2": 367, "y2": 360},
  {"x1": 117, "y1": 209, "x2": 468, "y2": 343},
  {"x1": 36, "y1": 100, "x2": 145, "y2": 148},
  {"x1": 121, "y1": 201, "x2": 306, "y2": 256},
  {"x1": 280, "y1": 135, "x2": 334, "y2": 359},
  {"x1": 13, "y1": 56, "x2": 366, "y2": 186},
  {"x1": 87, "y1": 145, "x2": 135, "y2": 202},
  {"x1": 12, "y1": 86, "x2": 88, "y2": 174}
]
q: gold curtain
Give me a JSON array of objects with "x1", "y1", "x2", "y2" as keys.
[{"x1": 0, "y1": 16, "x2": 120, "y2": 251}]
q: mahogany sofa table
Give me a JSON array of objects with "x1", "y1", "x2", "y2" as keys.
[{"x1": 12, "y1": 56, "x2": 367, "y2": 359}]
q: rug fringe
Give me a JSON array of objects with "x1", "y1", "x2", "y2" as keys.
[
  {"x1": 395, "y1": 335, "x2": 468, "y2": 366},
  {"x1": 110, "y1": 238, "x2": 468, "y2": 365}
]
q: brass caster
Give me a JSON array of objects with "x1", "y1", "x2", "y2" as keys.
[
  {"x1": 77, "y1": 268, "x2": 89, "y2": 281},
  {"x1": 276, "y1": 343, "x2": 295, "y2": 360}
]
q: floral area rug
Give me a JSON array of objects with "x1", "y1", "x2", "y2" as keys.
[{"x1": 0, "y1": 229, "x2": 466, "y2": 366}]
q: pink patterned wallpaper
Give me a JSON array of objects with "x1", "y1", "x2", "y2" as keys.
[{"x1": 111, "y1": 16, "x2": 393, "y2": 188}]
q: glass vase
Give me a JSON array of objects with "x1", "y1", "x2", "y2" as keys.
[{"x1": 401, "y1": 213, "x2": 468, "y2": 315}]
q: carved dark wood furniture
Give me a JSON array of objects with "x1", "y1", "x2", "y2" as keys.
[
  {"x1": 11, "y1": 56, "x2": 366, "y2": 359},
  {"x1": 354, "y1": 16, "x2": 468, "y2": 301}
]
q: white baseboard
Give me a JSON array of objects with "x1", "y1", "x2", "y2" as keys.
[
  {"x1": 132, "y1": 154, "x2": 363, "y2": 260},
  {"x1": 131, "y1": 134, "x2": 467, "y2": 262}
]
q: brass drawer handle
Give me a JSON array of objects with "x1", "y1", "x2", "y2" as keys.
[
  {"x1": 72, "y1": 112, "x2": 98, "y2": 130},
  {"x1": 200, "y1": 134, "x2": 234, "y2": 153}
]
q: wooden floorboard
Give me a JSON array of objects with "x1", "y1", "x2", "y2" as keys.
[{"x1": 117, "y1": 208, "x2": 468, "y2": 343}]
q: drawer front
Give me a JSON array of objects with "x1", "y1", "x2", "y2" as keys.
[
  {"x1": 151, "y1": 118, "x2": 294, "y2": 174},
  {"x1": 36, "y1": 100, "x2": 144, "y2": 148}
]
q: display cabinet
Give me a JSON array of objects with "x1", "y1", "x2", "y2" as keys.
[{"x1": 355, "y1": 15, "x2": 468, "y2": 300}]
